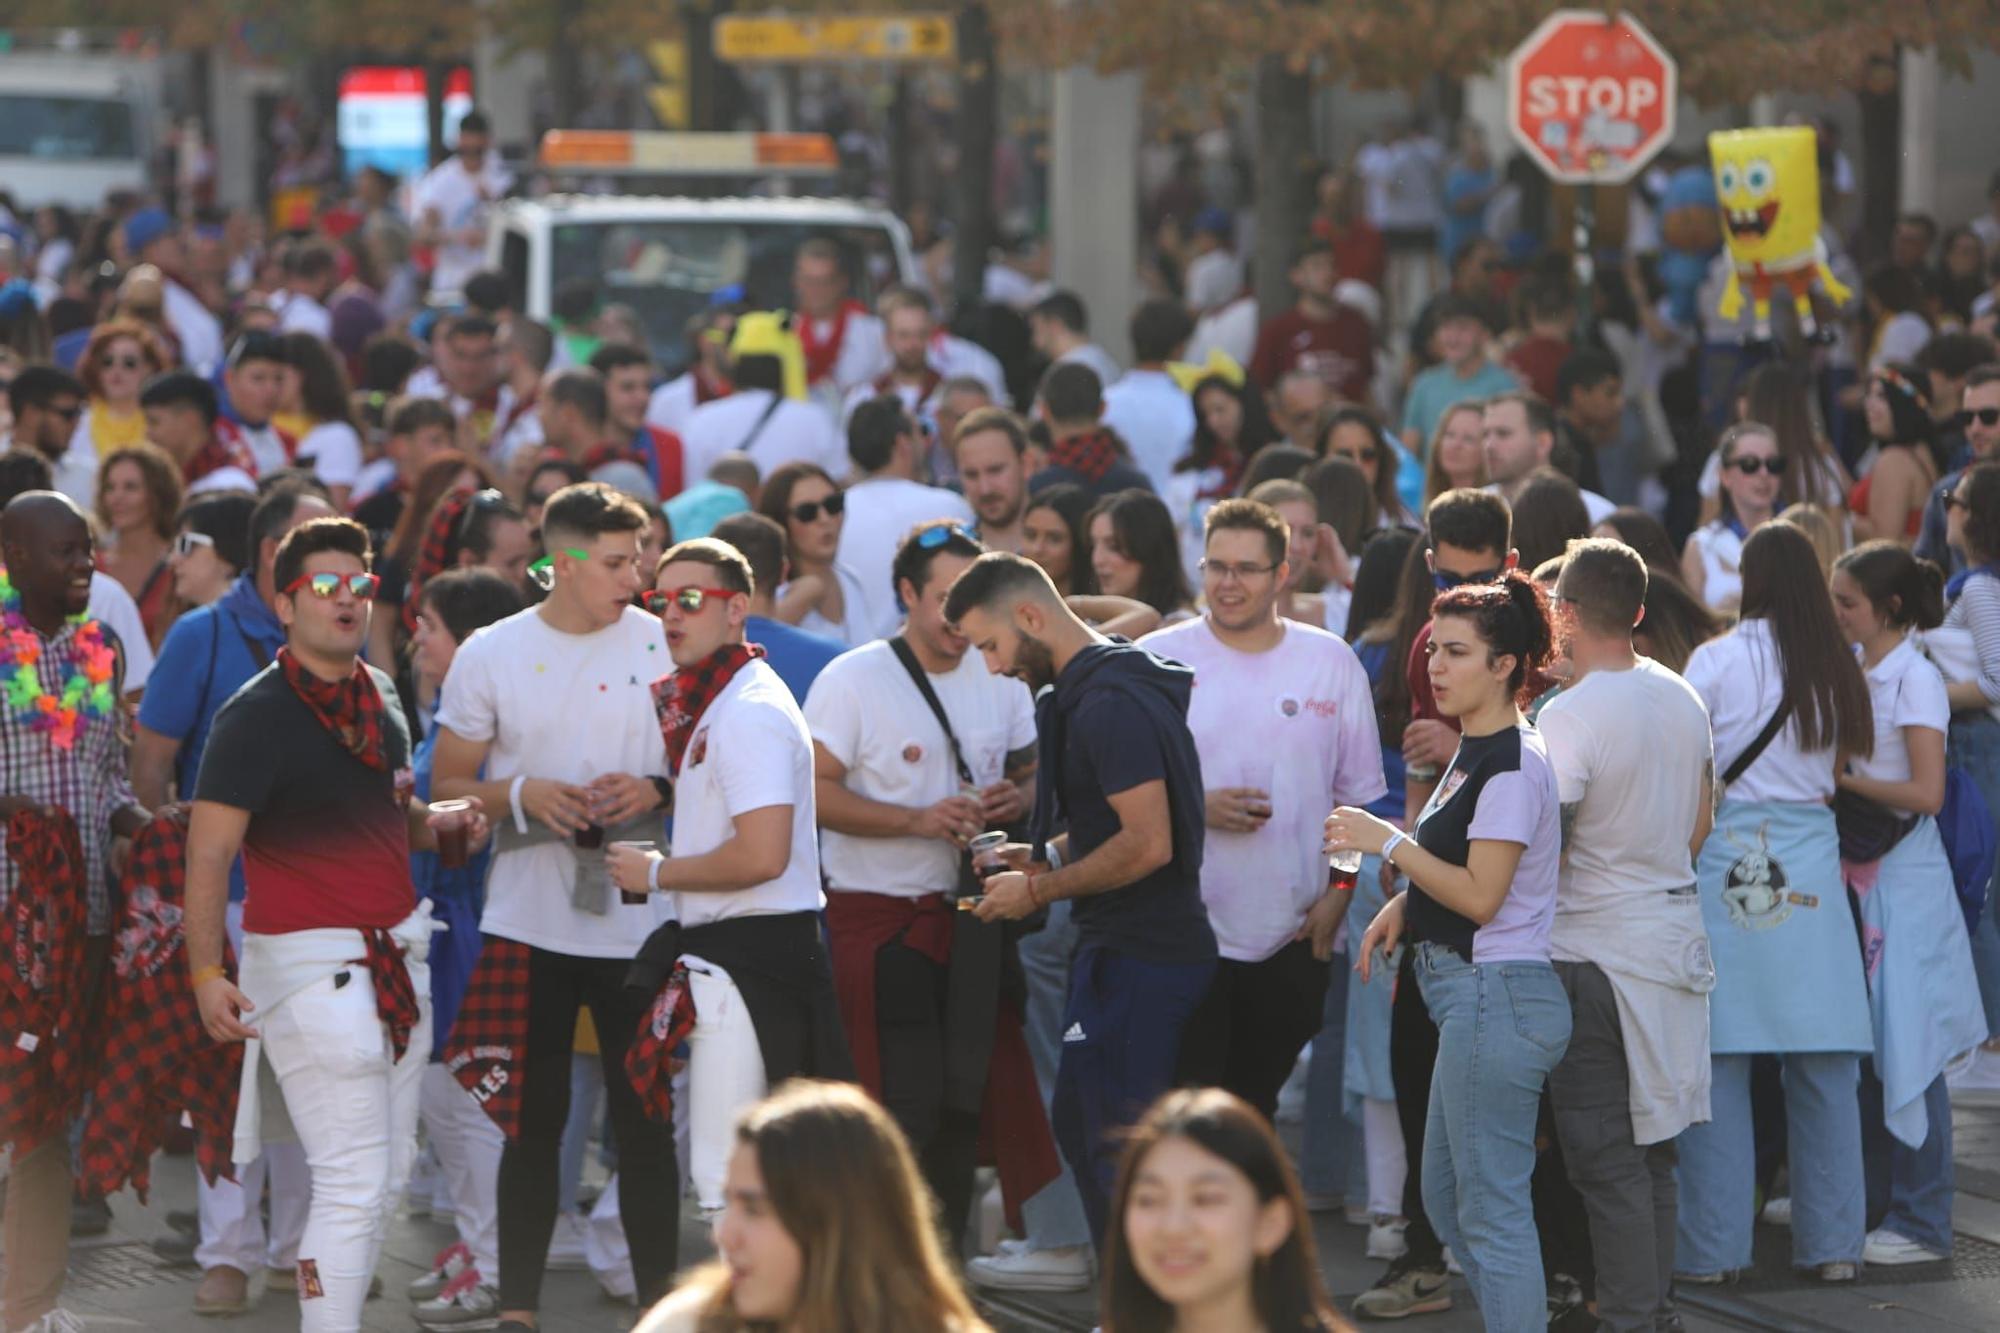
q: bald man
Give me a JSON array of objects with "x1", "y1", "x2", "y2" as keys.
[{"x1": 1, "y1": 492, "x2": 151, "y2": 1333}]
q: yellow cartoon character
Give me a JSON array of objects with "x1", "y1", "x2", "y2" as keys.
[
  {"x1": 1709, "y1": 125, "x2": 1852, "y2": 341},
  {"x1": 727, "y1": 310, "x2": 809, "y2": 400}
]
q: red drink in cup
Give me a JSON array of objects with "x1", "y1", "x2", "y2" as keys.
[
  {"x1": 962, "y1": 831, "x2": 1009, "y2": 910},
  {"x1": 1327, "y1": 848, "x2": 1363, "y2": 892},
  {"x1": 613, "y1": 841, "x2": 658, "y2": 906},
  {"x1": 429, "y1": 800, "x2": 473, "y2": 869}
]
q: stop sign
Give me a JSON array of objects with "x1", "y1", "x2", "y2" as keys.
[{"x1": 1506, "y1": 9, "x2": 1676, "y2": 184}]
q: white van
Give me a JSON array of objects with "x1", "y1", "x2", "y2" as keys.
[{"x1": 0, "y1": 70, "x2": 152, "y2": 210}]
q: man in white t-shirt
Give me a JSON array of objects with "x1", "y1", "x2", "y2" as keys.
[
  {"x1": 794, "y1": 237, "x2": 888, "y2": 411},
  {"x1": 681, "y1": 350, "x2": 841, "y2": 485},
  {"x1": 646, "y1": 306, "x2": 737, "y2": 438},
  {"x1": 1030, "y1": 290, "x2": 1123, "y2": 390},
  {"x1": 607, "y1": 537, "x2": 848, "y2": 1216},
  {"x1": 1141, "y1": 498, "x2": 1385, "y2": 1119},
  {"x1": 840, "y1": 287, "x2": 948, "y2": 433},
  {"x1": 271, "y1": 239, "x2": 337, "y2": 340},
  {"x1": 1101, "y1": 298, "x2": 1197, "y2": 493},
  {"x1": 411, "y1": 111, "x2": 514, "y2": 297},
  {"x1": 836, "y1": 396, "x2": 975, "y2": 637},
  {"x1": 430, "y1": 484, "x2": 680, "y2": 1322},
  {"x1": 1482, "y1": 391, "x2": 1616, "y2": 525},
  {"x1": 1538, "y1": 539, "x2": 1715, "y2": 1333},
  {"x1": 806, "y1": 522, "x2": 1047, "y2": 1244}
]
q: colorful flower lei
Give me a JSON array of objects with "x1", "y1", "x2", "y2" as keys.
[{"x1": 0, "y1": 567, "x2": 117, "y2": 750}]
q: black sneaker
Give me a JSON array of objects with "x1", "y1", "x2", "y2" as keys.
[
  {"x1": 1353, "y1": 1256, "x2": 1453, "y2": 1320},
  {"x1": 70, "y1": 1196, "x2": 111, "y2": 1237},
  {"x1": 152, "y1": 1230, "x2": 199, "y2": 1267},
  {"x1": 167, "y1": 1208, "x2": 198, "y2": 1236}
]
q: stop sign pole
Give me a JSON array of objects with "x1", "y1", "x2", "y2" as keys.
[{"x1": 1506, "y1": 10, "x2": 1677, "y2": 337}]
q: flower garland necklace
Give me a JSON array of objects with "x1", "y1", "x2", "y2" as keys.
[{"x1": 0, "y1": 567, "x2": 117, "y2": 750}]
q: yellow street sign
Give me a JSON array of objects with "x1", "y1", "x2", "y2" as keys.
[{"x1": 713, "y1": 14, "x2": 956, "y2": 63}]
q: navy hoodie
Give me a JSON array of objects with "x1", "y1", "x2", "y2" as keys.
[{"x1": 1031, "y1": 639, "x2": 1216, "y2": 964}]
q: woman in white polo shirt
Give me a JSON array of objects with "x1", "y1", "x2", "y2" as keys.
[{"x1": 1677, "y1": 522, "x2": 1876, "y2": 1284}]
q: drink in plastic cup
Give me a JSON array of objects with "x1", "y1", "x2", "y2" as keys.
[
  {"x1": 574, "y1": 822, "x2": 605, "y2": 850},
  {"x1": 962, "y1": 831, "x2": 1010, "y2": 910},
  {"x1": 1327, "y1": 847, "x2": 1363, "y2": 892},
  {"x1": 613, "y1": 840, "x2": 658, "y2": 906},
  {"x1": 429, "y1": 799, "x2": 474, "y2": 869}
]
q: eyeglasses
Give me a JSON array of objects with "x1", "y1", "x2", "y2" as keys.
[
  {"x1": 1198, "y1": 558, "x2": 1279, "y2": 582},
  {"x1": 457, "y1": 487, "x2": 511, "y2": 542},
  {"x1": 1944, "y1": 492, "x2": 1971, "y2": 512},
  {"x1": 47, "y1": 402, "x2": 81, "y2": 422},
  {"x1": 1956, "y1": 407, "x2": 2000, "y2": 429},
  {"x1": 527, "y1": 546, "x2": 589, "y2": 591},
  {"x1": 915, "y1": 523, "x2": 975, "y2": 550},
  {"x1": 1725, "y1": 455, "x2": 1788, "y2": 476},
  {"x1": 173, "y1": 531, "x2": 215, "y2": 558},
  {"x1": 1432, "y1": 567, "x2": 1502, "y2": 592},
  {"x1": 643, "y1": 586, "x2": 738, "y2": 614},
  {"x1": 283, "y1": 571, "x2": 380, "y2": 600},
  {"x1": 790, "y1": 492, "x2": 845, "y2": 524},
  {"x1": 98, "y1": 354, "x2": 146, "y2": 372}
]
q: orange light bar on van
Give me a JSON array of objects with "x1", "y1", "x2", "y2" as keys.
[{"x1": 538, "y1": 131, "x2": 838, "y2": 175}]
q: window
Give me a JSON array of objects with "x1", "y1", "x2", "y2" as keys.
[{"x1": 0, "y1": 95, "x2": 138, "y2": 161}]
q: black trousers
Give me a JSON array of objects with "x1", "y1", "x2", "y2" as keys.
[
  {"x1": 1390, "y1": 948, "x2": 1445, "y2": 1267},
  {"x1": 496, "y1": 947, "x2": 678, "y2": 1311},
  {"x1": 1175, "y1": 937, "x2": 1331, "y2": 1121},
  {"x1": 875, "y1": 939, "x2": 984, "y2": 1246}
]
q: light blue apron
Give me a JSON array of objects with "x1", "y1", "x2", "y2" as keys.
[
  {"x1": 1699, "y1": 799, "x2": 1871, "y2": 1055},
  {"x1": 1849, "y1": 817, "x2": 1987, "y2": 1147},
  {"x1": 1342, "y1": 854, "x2": 1397, "y2": 1109}
]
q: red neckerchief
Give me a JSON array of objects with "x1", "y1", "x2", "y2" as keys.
[
  {"x1": 1196, "y1": 445, "x2": 1245, "y2": 500},
  {"x1": 218, "y1": 417, "x2": 297, "y2": 468},
  {"x1": 874, "y1": 365, "x2": 943, "y2": 404},
  {"x1": 1047, "y1": 427, "x2": 1121, "y2": 483},
  {"x1": 581, "y1": 439, "x2": 642, "y2": 473},
  {"x1": 799, "y1": 300, "x2": 865, "y2": 385},
  {"x1": 351, "y1": 928, "x2": 420, "y2": 1061},
  {"x1": 184, "y1": 433, "x2": 254, "y2": 486},
  {"x1": 695, "y1": 370, "x2": 731, "y2": 404},
  {"x1": 276, "y1": 646, "x2": 388, "y2": 771},
  {"x1": 651, "y1": 642, "x2": 768, "y2": 776},
  {"x1": 492, "y1": 387, "x2": 536, "y2": 444}
]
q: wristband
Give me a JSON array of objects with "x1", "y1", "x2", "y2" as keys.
[
  {"x1": 1043, "y1": 841, "x2": 1064, "y2": 872},
  {"x1": 647, "y1": 853, "x2": 665, "y2": 893},
  {"x1": 191, "y1": 964, "x2": 226, "y2": 987},
  {"x1": 1381, "y1": 830, "x2": 1408, "y2": 864},
  {"x1": 509, "y1": 775, "x2": 529, "y2": 834},
  {"x1": 1026, "y1": 872, "x2": 1043, "y2": 909}
]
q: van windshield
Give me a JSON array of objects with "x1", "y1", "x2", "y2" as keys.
[
  {"x1": 548, "y1": 219, "x2": 898, "y2": 374},
  {"x1": 0, "y1": 94, "x2": 138, "y2": 161}
]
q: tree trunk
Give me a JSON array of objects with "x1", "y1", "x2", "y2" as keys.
[
  {"x1": 1254, "y1": 53, "x2": 1313, "y2": 321},
  {"x1": 1855, "y1": 52, "x2": 1900, "y2": 266},
  {"x1": 888, "y1": 74, "x2": 914, "y2": 218},
  {"x1": 951, "y1": 3, "x2": 997, "y2": 320}
]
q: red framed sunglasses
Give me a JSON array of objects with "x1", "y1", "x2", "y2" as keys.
[
  {"x1": 643, "y1": 586, "x2": 738, "y2": 615},
  {"x1": 283, "y1": 571, "x2": 381, "y2": 600}
]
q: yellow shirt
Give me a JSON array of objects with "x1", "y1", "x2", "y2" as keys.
[{"x1": 86, "y1": 400, "x2": 149, "y2": 458}]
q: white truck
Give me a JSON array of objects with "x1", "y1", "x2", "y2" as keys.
[{"x1": 0, "y1": 51, "x2": 159, "y2": 210}]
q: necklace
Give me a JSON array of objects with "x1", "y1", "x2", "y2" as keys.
[{"x1": 0, "y1": 568, "x2": 117, "y2": 750}]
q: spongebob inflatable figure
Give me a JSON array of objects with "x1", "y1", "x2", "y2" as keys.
[{"x1": 1709, "y1": 126, "x2": 1851, "y2": 342}]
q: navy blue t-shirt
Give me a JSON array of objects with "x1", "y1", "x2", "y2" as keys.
[{"x1": 746, "y1": 614, "x2": 843, "y2": 705}]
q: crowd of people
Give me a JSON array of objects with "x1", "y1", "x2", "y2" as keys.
[{"x1": 3, "y1": 103, "x2": 2000, "y2": 1333}]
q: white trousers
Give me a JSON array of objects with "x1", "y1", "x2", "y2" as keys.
[
  {"x1": 199, "y1": 900, "x2": 310, "y2": 1274},
  {"x1": 682, "y1": 959, "x2": 766, "y2": 1214},
  {"x1": 418, "y1": 1063, "x2": 503, "y2": 1279},
  {"x1": 261, "y1": 967, "x2": 430, "y2": 1333},
  {"x1": 1363, "y1": 1095, "x2": 1409, "y2": 1219}
]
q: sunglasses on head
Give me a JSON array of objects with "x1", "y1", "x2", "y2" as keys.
[
  {"x1": 790, "y1": 492, "x2": 845, "y2": 524},
  {"x1": 916, "y1": 523, "x2": 976, "y2": 550},
  {"x1": 1432, "y1": 566, "x2": 1502, "y2": 592},
  {"x1": 1956, "y1": 407, "x2": 2000, "y2": 429},
  {"x1": 173, "y1": 530, "x2": 215, "y2": 558},
  {"x1": 283, "y1": 571, "x2": 380, "y2": 600},
  {"x1": 643, "y1": 585, "x2": 737, "y2": 615},
  {"x1": 1726, "y1": 455, "x2": 1787, "y2": 476}
]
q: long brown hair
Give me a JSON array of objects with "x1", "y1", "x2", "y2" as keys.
[
  {"x1": 1737, "y1": 522, "x2": 1873, "y2": 757},
  {"x1": 1741, "y1": 362, "x2": 1841, "y2": 510},
  {"x1": 1359, "y1": 532, "x2": 1439, "y2": 738},
  {"x1": 662, "y1": 1081, "x2": 988, "y2": 1333},
  {"x1": 77, "y1": 318, "x2": 169, "y2": 401},
  {"x1": 1422, "y1": 401, "x2": 1487, "y2": 504},
  {"x1": 386, "y1": 451, "x2": 494, "y2": 568},
  {"x1": 1102, "y1": 1088, "x2": 1345, "y2": 1333},
  {"x1": 95, "y1": 443, "x2": 183, "y2": 542}
]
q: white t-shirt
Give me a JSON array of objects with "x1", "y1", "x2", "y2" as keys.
[
  {"x1": 164, "y1": 277, "x2": 224, "y2": 376},
  {"x1": 806, "y1": 640, "x2": 1037, "y2": 898},
  {"x1": 834, "y1": 477, "x2": 976, "y2": 637},
  {"x1": 1186, "y1": 296, "x2": 1259, "y2": 371},
  {"x1": 645, "y1": 373, "x2": 703, "y2": 438},
  {"x1": 1850, "y1": 635, "x2": 1949, "y2": 785},
  {"x1": 1102, "y1": 369, "x2": 1196, "y2": 495},
  {"x1": 411, "y1": 155, "x2": 514, "y2": 294},
  {"x1": 1870, "y1": 312, "x2": 1932, "y2": 372},
  {"x1": 786, "y1": 562, "x2": 875, "y2": 647},
  {"x1": 933, "y1": 333, "x2": 1009, "y2": 403},
  {"x1": 682, "y1": 390, "x2": 842, "y2": 484},
  {"x1": 804, "y1": 309, "x2": 890, "y2": 395},
  {"x1": 1685, "y1": 519, "x2": 1745, "y2": 612},
  {"x1": 297, "y1": 421, "x2": 364, "y2": 491},
  {"x1": 90, "y1": 572, "x2": 154, "y2": 691},
  {"x1": 435, "y1": 605, "x2": 671, "y2": 958},
  {"x1": 1140, "y1": 617, "x2": 1386, "y2": 962},
  {"x1": 1486, "y1": 480, "x2": 1616, "y2": 526},
  {"x1": 273, "y1": 291, "x2": 332, "y2": 341},
  {"x1": 1185, "y1": 248, "x2": 1243, "y2": 314},
  {"x1": 1682, "y1": 618, "x2": 1839, "y2": 803},
  {"x1": 667, "y1": 659, "x2": 823, "y2": 926},
  {"x1": 1057, "y1": 342, "x2": 1123, "y2": 391}
]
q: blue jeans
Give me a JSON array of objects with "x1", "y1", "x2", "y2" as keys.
[
  {"x1": 1301, "y1": 951, "x2": 1365, "y2": 1201},
  {"x1": 1676, "y1": 1052, "x2": 1864, "y2": 1273},
  {"x1": 1014, "y1": 899, "x2": 1093, "y2": 1250},
  {"x1": 1866, "y1": 1073, "x2": 1955, "y2": 1255},
  {"x1": 1951, "y1": 714, "x2": 2000, "y2": 1038},
  {"x1": 1414, "y1": 944, "x2": 1571, "y2": 1332}
]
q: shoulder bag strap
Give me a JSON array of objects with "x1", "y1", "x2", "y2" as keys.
[
  {"x1": 889, "y1": 635, "x2": 976, "y2": 788},
  {"x1": 733, "y1": 392, "x2": 786, "y2": 456},
  {"x1": 1723, "y1": 699, "x2": 1791, "y2": 787}
]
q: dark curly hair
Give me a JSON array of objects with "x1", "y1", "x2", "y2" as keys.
[{"x1": 1430, "y1": 571, "x2": 1555, "y2": 706}]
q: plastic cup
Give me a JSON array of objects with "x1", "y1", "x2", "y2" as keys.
[
  {"x1": 962, "y1": 830, "x2": 1009, "y2": 910},
  {"x1": 613, "y1": 840, "x2": 658, "y2": 906},
  {"x1": 1327, "y1": 847, "x2": 1363, "y2": 892},
  {"x1": 429, "y1": 800, "x2": 474, "y2": 869},
  {"x1": 574, "y1": 822, "x2": 604, "y2": 850}
]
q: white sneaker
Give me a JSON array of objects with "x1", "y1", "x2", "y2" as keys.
[
  {"x1": 1947, "y1": 1046, "x2": 2000, "y2": 1107},
  {"x1": 19, "y1": 1311, "x2": 86, "y2": 1333},
  {"x1": 546, "y1": 1210, "x2": 590, "y2": 1271},
  {"x1": 414, "y1": 1272, "x2": 501, "y2": 1330},
  {"x1": 965, "y1": 1243, "x2": 1093, "y2": 1292},
  {"x1": 1366, "y1": 1214, "x2": 1409, "y2": 1261},
  {"x1": 1864, "y1": 1227, "x2": 1948, "y2": 1266},
  {"x1": 1343, "y1": 1202, "x2": 1372, "y2": 1227},
  {"x1": 408, "y1": 1242, "x2": 472, "y2": 1302},
  {"x1": 1444, "y1": 1245, "x2": 1463, "y2": 1275},
  {"x1": 1760, "y1": 1196, "x2": 1792, "y2": 1226}
]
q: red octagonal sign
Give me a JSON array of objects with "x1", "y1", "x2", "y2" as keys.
[{"x1": 1507, "y1": 9, "x2": 1677, "y2": 184}]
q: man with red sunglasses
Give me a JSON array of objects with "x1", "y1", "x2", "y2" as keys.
[{"x1": 188, "y1": 517, "x2": 489, "y2": 1332}]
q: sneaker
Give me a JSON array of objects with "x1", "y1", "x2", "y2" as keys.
[
  {"x1": 1812, "y1": 1261, "x2": 1857, "y2": 1282},
  {"x1": 194, "y1": 1264, "x2": 251, "y2": 1316},
  {"x1": 1760, "y1": 1195, "x2": 1791, "y2": 1226},
  {"x1": 545, "y1": 1210, "x2": 589, "y2": 1271},
  {"x1": 167, "y1": 1207, "x2": 199, "y2": 1235},
  {"x1": 964, "y1": 1243, "x2": 1093, "y2": 1292},
  {"x1": 414, "y1": 1270, "x2": 501, "y2": 1330},
  {"x1": 1948, "y1": 1047, "x2": 2000, "y2": 1107},
  {"x1": 153, "y1": 1229, "x2": 200, "y2": 1267},
  {"x1": 1864, "y1": 1228, "x2": 1948, "y2": 1265},
  {"x1": 1443, "y1": 1246, "x2": 1462, "y2": 1276},
  {"x1": 409, "y1": 1242, "x2": 473, "y2": 1302},
  {"x1": 1352, "y1": 1259, "x2": 1452, "y2": 1319},
  {"x1": 1343, "y1": 1202, "x2": 1372, "y2": 1226},
  {"x1": 1366, "y1": 1215, "x2": 1410, "y2": 1261},
  {"x1": 70, "y1": 1195, "x2": 111, "y2": 1237},
  {"x1": 1672, "y1": 1268, "x2": 1737, "y2": 1285},
  {"x1": 19, "y1": 1310, "x2": 87, "y2": 1333}
]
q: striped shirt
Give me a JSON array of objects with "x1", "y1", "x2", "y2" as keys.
[{"x1": 1945, "y1": 573, "x2": 2000, "y2": 707}]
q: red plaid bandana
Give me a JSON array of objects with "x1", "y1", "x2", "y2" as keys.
[
  {"x1": 443, "y1": 934, "x2": 533, "y2": 1138},
  {"x1": 1196, "y1": 445, "x2": 1245, "y2": 501},
  {"x1": 652, "y1": 643, "x2": 767, "y2": 776},
  {"x1": 695, "y1": 371, "x2": 730, "y2": 405},
  {"x1": 0, "y1": 806, "x2": 89, "y2": 1156},
  {"x1": 1047, "y1": 427, "x2": 1121, "y2": 483},
  {"x1": 402, "y1": 485, "x2": 477, "y2": 635},
  {"x1": 78, "y1": 809, "x2": 243, "y2": 1199},
  {"x1": 182, "y1": 433, "x2": 256, "y2": 488},
  {"x1": 873, "y1": 365, "x2": 943, "y2": 404},
  {"x1": 351, "y1": 927, "x2": 420, "y2": 1062},
  {"x1": 799, "y1": 300, "x2": 866, "y2": 385},
  {"x1": 624, "y1": 963, "x2": 696, "y2": 1124},
  {"x1": 277, "y1": 646, "x2": 389, "y2": 771}
]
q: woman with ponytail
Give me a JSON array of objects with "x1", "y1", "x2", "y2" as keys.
[
  {"x1": 1829, "y1": 541, "x2": 1985, "y2": 1266},
  {"x1": 1677, "y1": 521, "x2": 1876, "y2": 1284},
  {"x1": 1325, "y1": 572, "x2": 1568, "y2": 1331}
]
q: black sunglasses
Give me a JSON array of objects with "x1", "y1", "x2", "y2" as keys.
[
  {"x1": 790, "y1": 492, "x2": 845, "y2": 524},
  {"x1": 1956, "y1": 407, "x2": 2000, "y2": 429},
  {"x1": 1726, "y1": 456, "x2": 1787, "y2": 476}
]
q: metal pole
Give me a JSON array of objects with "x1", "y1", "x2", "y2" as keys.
[{"x1": 1573, "y1": 183, "x2": 1595, "y2": 343}]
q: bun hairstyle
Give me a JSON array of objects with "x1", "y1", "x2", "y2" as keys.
[
  {"x1": 1833, "y1": 539, "x2": 1946, "y2": 631},
  {"x1": 1430, "y1": 571, "x2": 1555, "y2": 706}
]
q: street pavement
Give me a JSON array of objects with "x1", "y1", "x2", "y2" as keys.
[{"x1": 17, "y1": 1103, "x2": 2000, "y2": 1331}]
